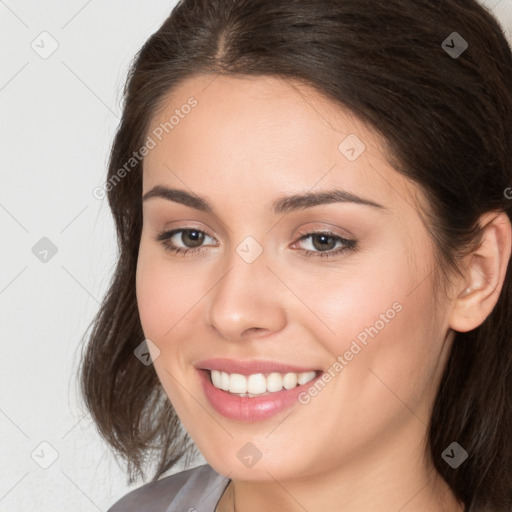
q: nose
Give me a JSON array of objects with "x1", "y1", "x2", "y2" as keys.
[{"x1": 203, "y1": 246, "x2": 288, "y2": 342}]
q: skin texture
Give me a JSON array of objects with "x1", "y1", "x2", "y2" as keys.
[{"x1": 136, "y1": 74, "x2": 511, "y2": 512}]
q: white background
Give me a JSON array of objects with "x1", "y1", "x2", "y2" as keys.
[{"x1": 1, "y1": 1, "x2": 511, "y2": 511}]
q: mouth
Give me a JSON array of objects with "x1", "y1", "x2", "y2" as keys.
[
  {"x1": 196, "y1": 365, "x2": 325, "y2": 421},
  {"x1": 194, "y1": 358, "x2": 325, "y2": 420},
  {"x1": 204, "y1": 368, "x2": 322, "y2": 397}
]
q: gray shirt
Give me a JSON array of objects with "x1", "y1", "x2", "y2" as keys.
[{"x1": 107, "y1": 464, "x2": 230, "y2": 512}]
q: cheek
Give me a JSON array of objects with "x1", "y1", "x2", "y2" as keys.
[
  {"x1": 326, "y1": 267, "x2": 442, "y2": 427},
  {"x1": 136, "y1": 246, "x2": 206, "y2": 339},
  {"x1": 292, "y1": 250, "x2": 413, "y2": 345},
  {"x1": 135, "y1": 259, "x2": 168, "y2": 337},
  {"x1": 296, "y1": 245, "x2": 441, "y2": 389}
]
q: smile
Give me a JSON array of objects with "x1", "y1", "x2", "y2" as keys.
[{"x1": 209, "y1": 369, "x2": 318, "y2": 397}]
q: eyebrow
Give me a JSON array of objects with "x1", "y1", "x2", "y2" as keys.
[{"x1": 142, "y1": 185, "x2": 387, "y2": 214}]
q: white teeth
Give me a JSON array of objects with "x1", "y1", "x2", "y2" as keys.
[
  {"x1": 283, "y1": 372, "x2": 298, "y2": 389},
  {"x1": 298, "y1": 372, "x2": 315, "y2": 385},
  {"x1": 220, "y1": 372, "x2": 230, "y2": 391},
  {"x1": 267, "y1": 372, "x2": 284, "y2": 392},
  {"x1": 211, "y1": 370, "x2": 222, "y2": 388},
  {"x1": 229, "y1": 373, "x2": 247, "y2": 394},
  {"x1": 209, "y1": 370, "x2": 317, "y2": 396},
  {"x1": 247, "y1": 374, "x2": 267, "y2": 394}
]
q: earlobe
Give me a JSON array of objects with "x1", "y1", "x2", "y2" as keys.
[{"x1": 449, "y1": 211, "x2": 512, "y2": 333}]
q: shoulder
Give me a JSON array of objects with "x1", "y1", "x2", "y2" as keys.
[{"x1": 107, "y1": 463, "x2": 230, "y2": 512}]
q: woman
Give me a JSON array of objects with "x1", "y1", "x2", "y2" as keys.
[{"x1": 79, "y1": 0, "x2": 512, "y2": 510}]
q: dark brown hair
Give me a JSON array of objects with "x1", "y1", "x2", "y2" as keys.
[{"x1": 78, "y1": 0, "x2": 512, "y2": 509}]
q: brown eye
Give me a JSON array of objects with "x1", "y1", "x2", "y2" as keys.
[
  {"x1": 179, "y1": 229, "x2": 205, "y2": 248},
  {"x1": 310, "y1": 233, "x2": 338, "y2": 251},
  {"x1": 156, "y1": 228, "x2": 215, "y2": 255},
  {"x1": 293, "y1": 230, "x2": 357, "y2": 259}
]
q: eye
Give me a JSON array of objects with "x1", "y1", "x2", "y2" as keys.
[
  {"x1": 155, "y1": 227, "x2": 357, "y2": 259},
  {"x1": 156, "y1": 227, "x2": 217, "y2": 256},
  {"x1": 292, "y1": 230, "x2": 357, "y2": 259}
]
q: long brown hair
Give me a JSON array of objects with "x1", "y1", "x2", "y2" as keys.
[{"x1": 78, "y1": 1, "x2": 512, "y2": 509}]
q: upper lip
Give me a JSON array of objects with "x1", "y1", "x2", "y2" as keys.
[{"x1": 195, "y1": 358, "x2": 321, "y2": 375}]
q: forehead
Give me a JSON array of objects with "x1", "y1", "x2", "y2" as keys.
[{"x1": 142, "y1": 74, "x2": 420, "y2": 217}]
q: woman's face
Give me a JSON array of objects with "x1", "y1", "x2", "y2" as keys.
[{"x1": 136, "y1": 74, "x2": 456, "y2": 482}]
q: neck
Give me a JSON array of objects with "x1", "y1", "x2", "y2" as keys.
[
  {"x1": 224, "y1": 471, "x2": 463, "y2": 512},
  {"x1": 216, "y1": 430, "x2": 465, "y2": 512}
]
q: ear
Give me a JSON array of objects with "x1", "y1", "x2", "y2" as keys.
[{"x1": 449, "y1": 211, "x2": 512, "y2": 333}]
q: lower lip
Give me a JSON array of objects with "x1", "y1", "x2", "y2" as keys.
[{"x1": 197, "y1": 369, "x2": 323, "y2": 422}]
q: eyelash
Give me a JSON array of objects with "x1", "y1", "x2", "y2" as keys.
[{"x1": 155, "y1": 227, "x2": 357, "y2": 259}]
